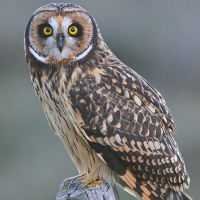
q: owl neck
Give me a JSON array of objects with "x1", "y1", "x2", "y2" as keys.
[
  {"x1": 30, "y1": 59, "x2": 77, "y2": 93},
  {"x1": 29, "y1": 34, "x2": 118, "y2": 93}
]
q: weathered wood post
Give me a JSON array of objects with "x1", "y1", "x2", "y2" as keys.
[{"x1": 56, "y1": 177, "x2": 119, "y2": 200}]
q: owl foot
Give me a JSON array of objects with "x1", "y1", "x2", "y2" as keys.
[
  {"x1": 56, "y1": 175, "x2": 118, "y2": 200},
  {"x1": 88, "y1": 180, "x2": 104, "y2": 187},
  {"x1": 80, "y1": 171, "x2": 102, "y2": 188}
]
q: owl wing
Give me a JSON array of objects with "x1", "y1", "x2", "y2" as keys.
[{"x1": 69, "y1": 63, "x2": 189, "y2": 199}]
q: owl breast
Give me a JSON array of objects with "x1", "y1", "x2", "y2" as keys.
[{"x1": 30, "y1": 70, "x2": 111, "y2": 180}]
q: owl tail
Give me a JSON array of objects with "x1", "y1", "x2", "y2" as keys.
[
  {"x1": 168, "y1": 190, "x2": 192, "y2": 200},
  {"x1": 116, "y1": 170, "x2": 192, "y2": 200}
]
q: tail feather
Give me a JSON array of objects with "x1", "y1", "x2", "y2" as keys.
[
  {"x1": 116, "y1": 171, "x2": 192, "y2": 200},
  {"x1": 181, "y1": 191, "x2": 193, "y2": 200},
  {"x1": 169, "y1": 190, "x2": 193, "y2": 200},
  {"x1": 118, "y1": 169, "x2": 163, "y2": 200}
]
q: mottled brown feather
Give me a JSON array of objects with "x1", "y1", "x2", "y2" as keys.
[{"x1": 25, "y1": 3, "x2": 191, "y2": 200}]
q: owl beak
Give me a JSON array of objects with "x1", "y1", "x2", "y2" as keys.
[{"x1": 57, "y1": 33, "x2": 64, "y2": 52}]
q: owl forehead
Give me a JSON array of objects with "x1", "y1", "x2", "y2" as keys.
[
  {"x1": 47, "y1": 16, "x2": 72, "y2": 33},
  {"x1": 31, "y1": 10, "x2": 93, "y2": 29},
  {"x1": 33, "y1": 3, "x2": 86, "y2": 14}
]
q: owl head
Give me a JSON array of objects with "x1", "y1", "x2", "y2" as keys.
[{"x1": 24, "y1": 3, "x2": 101, "y2": 65}]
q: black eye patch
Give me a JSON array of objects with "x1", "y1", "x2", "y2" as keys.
[
  {"x1": 68, "y1": 23, "x2": 83, "y2": 37},
  {"x1": 38, "y1": 24, "x2": 53, "y2": 38}
]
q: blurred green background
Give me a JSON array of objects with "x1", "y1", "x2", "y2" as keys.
[{"x1": 0, "y1": 0, "x2": 199, "y2": 199}]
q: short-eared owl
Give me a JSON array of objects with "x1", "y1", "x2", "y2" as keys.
[{"x1": 24, "y1": 3, "x2": 191, "y2": 200}]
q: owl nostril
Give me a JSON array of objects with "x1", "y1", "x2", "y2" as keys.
[{"x1": 57, "y1": 33, "x2": 64, "y2": 52}]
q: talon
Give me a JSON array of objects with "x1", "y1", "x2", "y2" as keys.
[
  {"x1": 88, "y1": 180, "x2": 103, "y2": 187},
  {"x1": 60, "y1": 190, "x2": 67, "y2": 193}
]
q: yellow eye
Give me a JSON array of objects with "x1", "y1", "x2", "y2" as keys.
[
  {"x1": 43, "y1": 26, "x2": 53, "y2": 36},
  {"x1": 68, "y1": 26, "x2": 78, "y2": 36}
]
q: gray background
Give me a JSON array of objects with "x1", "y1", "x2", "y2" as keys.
[{"x1": 0, "y1": 0, "x2": 199, "y2": 199}]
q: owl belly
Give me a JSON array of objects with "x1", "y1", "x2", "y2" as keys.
[
  {"x1": 42, "y1": 95, "x2": 93, "y2": 174},
  {"x1": 33, "y1": 81, "x2": 111, "y2": 181}
]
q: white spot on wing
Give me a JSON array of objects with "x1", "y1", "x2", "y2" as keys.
[
  {"x1": 107, "y1": 114, "x2": 113, "y2": 123},
  {"x1": 162, "y1": 115, "x2": 168, "y2": 123},
  {"x1": 124, "y1": 90, "x2": 130, "y2": 98},
  {"x1": 148, "y1": 141, "x2": 155, "y2": 151},
  {"x1": 116, "y1": 87, "x2": 121, "y2": 94},
  {"x1": 105, "y1": 83, "x2": 111, "y2": 89},
  {"x1": 95, "y1": 75, "x2": 101, "y2": 84},
  {"x1": 134, "y1": 95, "x2": 142, "y2": 106},
  {"x1": 154, "y1": 141, "x2": 161, "y2": 150},
  {"x1": 115, "y1": 134, "x2": 123, "y2": 145},
  {"x1": 160, "y1": 142, "x2": 166, "y2": 151},
  {"x1": 148, "y1": 105, "x2": 156, "y2": 113},
  {"x1": 104, "y1": 137, "x2": 111, "y2": 146},
  {"x1": 174, "y1": 155, "x2": 178, "y2": 162}
]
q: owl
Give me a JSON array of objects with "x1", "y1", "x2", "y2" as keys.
[{"x1": 24, "y1": 3, "x2": 192, "y2": 200}]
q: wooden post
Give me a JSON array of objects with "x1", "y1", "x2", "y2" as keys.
[{"x1": 56, "y1": 177, "x2": 119, "y2": 200}]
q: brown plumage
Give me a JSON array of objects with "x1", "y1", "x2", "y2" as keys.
[{"x1": 24, "y1": 3, "x2": 192, "y2": 200}]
